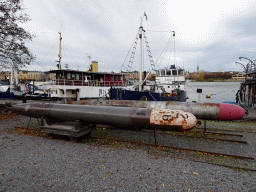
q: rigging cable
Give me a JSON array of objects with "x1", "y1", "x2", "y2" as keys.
[
  {"x1": 141, "y1": 30, "x2": 174, "y2": 83},
  {"x1": 167, "y1": 35, "x2": 174, "y2": 66},
  {"x1": 120, "y1": 30, "x2": 140, "y2": 72},
  {"x1": 141, "y1": 30, "x2": 157, "y2": 83},
  {"x1": 154, "y1": 31, "x2": 174, "y2": 69}
]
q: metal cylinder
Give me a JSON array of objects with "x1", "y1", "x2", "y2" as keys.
[
  {"x1": 9, "y1": 103, "x2": 198, "y2": 130},
  {"x1": 76, "y1": 100, "x2": 246, "y2": 120}
]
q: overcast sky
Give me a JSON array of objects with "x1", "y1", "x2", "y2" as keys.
[{"x1": 20, "y1": 0, "x2": 256, "y2": 73}]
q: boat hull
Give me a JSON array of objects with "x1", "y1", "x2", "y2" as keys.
[{"x1": 110, "y1": 88, "x2": 187, "y2": 102}]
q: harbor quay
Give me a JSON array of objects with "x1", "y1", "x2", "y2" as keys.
[{"x1": 0, "y1": 99, "x2": 256, "y2": 191}]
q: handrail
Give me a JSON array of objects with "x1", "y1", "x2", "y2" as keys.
[{"x1": 55, "y1": 79, "x2": 125, "y2": 87}]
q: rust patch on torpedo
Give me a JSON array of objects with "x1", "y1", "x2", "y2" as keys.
[{"x1": 150, "y1": 108, "x2": 198, "y2": 130}]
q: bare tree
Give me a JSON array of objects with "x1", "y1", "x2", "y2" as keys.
[{"x1": 0, "y1": 0, "x2": 34, "y2": 70}]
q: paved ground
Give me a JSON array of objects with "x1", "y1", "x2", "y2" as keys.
[
  {"x1": 1, "y1": 115, "x2": 256, "y2": 191},
  {"x1": 0, "y1": 99, "x2": 256, "y2": 191}
]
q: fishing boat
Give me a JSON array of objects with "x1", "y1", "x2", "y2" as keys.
[
  {"x1": 110, "y1": 17, "x2": 187, "y2": 102},
  {"x1": 110, "y1": 65, "x2": 186, "y2": 101}
]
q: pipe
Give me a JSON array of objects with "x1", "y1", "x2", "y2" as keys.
[{"x1": 76, "y1": 100, "x2": 246, "y2": 120}]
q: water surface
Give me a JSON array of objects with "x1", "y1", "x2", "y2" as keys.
[{"x1": 185, "y1": 81, "x2": 241, "y2": 103}]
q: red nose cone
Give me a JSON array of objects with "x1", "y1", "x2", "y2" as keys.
[{"x1": 219, "y1": 103, "x2": 245, "y2": 120}]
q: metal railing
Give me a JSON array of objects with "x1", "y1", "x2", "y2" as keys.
[{"x1": 55, "y1": 79, "x2": 126, "y2": 87}]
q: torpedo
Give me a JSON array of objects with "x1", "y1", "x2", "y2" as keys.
[
  {"x1": 7, "y1": 102, "x2": 199, "y2": 131},
  {"x1": 76, "y1": 100, "x2": 246, "y2": 120}
]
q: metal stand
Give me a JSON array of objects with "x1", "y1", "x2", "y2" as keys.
[
  {"x1": 148, "y1": 127, "x2": 157, "y2": 153},
  {"x1": 40, "y1": 119, "x2": 95, "y2": 141},
  {"x1": 153, "y1": 128, "x2": 157, "y2": 145},
  {"x1": 25, "y1": 117, "x2": 42, "y2": 134},
  {"x1": 25, "y1": 117, "x2": 32, "y2": 134},
  {"x1": 148, "y1": 131, "x2": 151, "y2": 153}
]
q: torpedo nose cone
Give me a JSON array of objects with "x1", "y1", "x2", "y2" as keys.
[{"x1": 219, "y1": 103, "x2": 245, "y2": 120}]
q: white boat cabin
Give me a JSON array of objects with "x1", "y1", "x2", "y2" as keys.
[
  {"x1": 47, "y1": 69, "x2": 126, "y2": 99},
  {"x1": 155, "y1": 65, "x2": 185, "y2": 94}
]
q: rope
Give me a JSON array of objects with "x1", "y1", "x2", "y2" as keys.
[
  {"x1": 149, "y1": 92, "x2": 156, "y2": 101},
  {"x1": 120, "y1": 30, "x2": 140, "y2": 72},
  {"x1": 155, "y1": 32, "x2": 174, "y2": 69}
]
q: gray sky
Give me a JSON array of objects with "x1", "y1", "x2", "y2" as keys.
[{"x1": 21, "y1": 0, "x2": 256, "y2": 72}]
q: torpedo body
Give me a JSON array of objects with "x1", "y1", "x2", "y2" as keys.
[
  {"x1": 8, "y1": 102, "x2": 198, "y2": 130},
  {"x1": 76, "y1": 100, "x2": 246, "y2": 120}
]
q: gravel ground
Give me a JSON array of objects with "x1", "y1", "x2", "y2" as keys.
[{"x1": 1, "y1": 116, "x2": 256, "y2": 191}]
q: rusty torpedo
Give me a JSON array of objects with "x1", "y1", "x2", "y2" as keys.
[
  {"x1": 76, "y1": 100, "x2": 246, "y2": 120},
  {"x1": 8, "y1": 103, "x2": 198, "y2": 131}
]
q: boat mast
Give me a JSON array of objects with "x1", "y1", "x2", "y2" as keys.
[
  {"x1": 58, "y1": 32, "x2": 62, "y2": 69},
  {"x1": 139, "y1": 17, "x2": 143, "y2": 91}
]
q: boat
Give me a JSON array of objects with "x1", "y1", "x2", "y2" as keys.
[
  {"x1": 0, "y1": 81, "x2": 15, "y2": 100},
  {"x1": 46, "y1": 67, "x2": 131, "y2": 100},
  {"x1": 43, "y1": 32, "x2": 133, "y2": 100},
  {"x1": 110, "y1": 17, "x2": 187, "y2": 102},
  {"x1": 46, "y1": 23, "x2": 186, "y2": 101},
  {"x1": 110, "y1": 65, "x2": 186, "y2": 101}
]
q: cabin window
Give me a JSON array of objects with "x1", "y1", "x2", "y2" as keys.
[
  {"x1": 172, "y1": 70, "x2": 177, "y2": 76},
  {"x1": 67, "y1": 73, "x2": 71, "y2": 79},
  {"x1": 72, "y1": 74, "x2": 75, "y2": 80},
  {"x1": 161, "y1": 70, "x2": 165, "y2": 76},
  {"x1": 179, "y1": 70, "x2": 184, "y2": 76},
  {"x1": 167, "y1": 71, "x2": 171, "y2": 75},
  {"x1": 116, "y1": 76, "x2": 119, "y2": 81},
  {"x1": 76, "y1": 74, "x2": 79, "y2": 80},
  {"x1": 111, "y1": 76, "x2": 114, "y2": 81}
]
